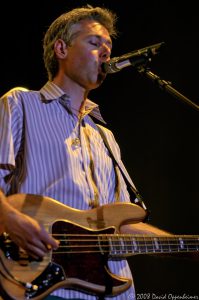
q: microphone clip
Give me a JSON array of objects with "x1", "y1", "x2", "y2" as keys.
[{"x1": 103, "y1": 42, "x2": 165, "y2": 74}]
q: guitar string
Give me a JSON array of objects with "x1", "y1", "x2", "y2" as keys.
[
  {"x1": 49, "y1": 234, "x2": 198, "y2": 243},
  {"x1": 49, "y1": 234, "x2": 199, "y2": 253},
  {"x1": 51, "y1": 234, "x2": 198, "y2": 238},
  {"x1": 49, "y1": 235, "x2": 199, "y2": 245},
  {"x1": 52, "y1": 250, "x2": 198, "y2": 254}
]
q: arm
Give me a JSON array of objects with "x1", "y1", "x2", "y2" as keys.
[
  {"x1": 0, "y1": 92, "x2": 58, "y2": 258},
  {"x1": 120, "y1": 222, "x2": 172, "y2": 236},
  {"x1": 0, "y1": 189, "x2": 58, "y2": 258}
]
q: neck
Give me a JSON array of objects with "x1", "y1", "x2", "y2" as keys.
[{"x1": 52, "y1": 76, "x2": 89, "y2": 113}]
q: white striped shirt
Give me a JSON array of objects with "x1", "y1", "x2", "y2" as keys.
[{"x1": 0, "y1": 81, "x2": 136, "y2": 300}]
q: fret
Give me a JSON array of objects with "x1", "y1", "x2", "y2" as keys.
[
  {"x1": 111, "y1": 235, "x2": 141, "y2": 255},
  {"x1": 109, "y1": 235, "x2": 140, "y2": 256},
  {"x1": 119, "y1": 237, "x2": 126, "y2": 254},
  {"x1": 110, "y1": 235, "x2": 125, "y2": 255},
  {"x1": 160, "y1": 237, "x2": 170, "y2": 253},
  {"x1": 163, "y1": 236, "x2": 185, "y2": 253},
  {"x1": 143, "y1": 236, "x2": 149, "y2": 253},
  {"x1": 184, "y1": 236, "x2": 199, "y2": 252},
  {"x1": 131, "y1": 236, "x2": 139, "y2": 254},
  {"x1": 108, "y1": 236, "x2": 115, "y2": 255},
  {"x1": 178, "y1": 237, "x2": 187, "y2": 251},
  {"x1": 167, "y1": 237, "x2": 179, "y2": 252},
  {"x1": 143, "y1": 236, "x2": 154, "y2": 253},
  {"x1": 99, "y1": 234, "x2": 199, "y2": 257},
  {"x1": 136, "y1": 236, "x2": 148, "y2": 253},
  {"x1": 151, "y1": 237, "x2": 161, "y2": 253}
]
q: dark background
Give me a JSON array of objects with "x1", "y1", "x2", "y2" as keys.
[{"x1": 1, "y1": 0, "x2": 198, "y2": 297}]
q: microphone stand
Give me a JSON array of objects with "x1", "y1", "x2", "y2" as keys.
[{"x1": 137, "y1": 65, "x2": 199, "y2": 112}]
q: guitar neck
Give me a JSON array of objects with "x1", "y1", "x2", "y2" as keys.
[{"x1": 100, "y1": 234, "x2": 199, "y2": 257}]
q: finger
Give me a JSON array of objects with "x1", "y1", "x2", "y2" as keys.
[
  {"x1": 24, "y1": 241, "x2": 51, "y2": 259},
  {"x1": 39, "y1": 228, "x2": 59, "y2": 249}
]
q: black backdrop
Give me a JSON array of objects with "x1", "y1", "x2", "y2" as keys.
[{"x1": 1, "y1": 0, "x2": 199, "y2": 297}]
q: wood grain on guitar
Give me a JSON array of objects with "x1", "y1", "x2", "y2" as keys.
[{"x1": 0, "y1": 194, "x2": 198, "y2": 300}]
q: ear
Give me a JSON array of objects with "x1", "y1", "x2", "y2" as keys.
[{"x1": 54, "y1": 39, "x2": 67, "y2": 59}]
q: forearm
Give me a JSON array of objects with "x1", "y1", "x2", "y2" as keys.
[
  {"x1": 120, "y1": 222, "x2": 172, "y2": 236},
  {"x1": 0, "y1": 189, "x2": 17, "y2": 234},
  {"x1": 0, "y1": 188, "x2": 7, "y2": 233}
]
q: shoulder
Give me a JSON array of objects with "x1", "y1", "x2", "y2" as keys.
[
  {"x1": 1, "y1": 86, "x2": 29, "y2": 99},
  {"x1": 0, "y1": 87, "x2": 41, "y2": 119},
  {"x1": 0, "y1": 87, "x2": 40, "y2": 106}
]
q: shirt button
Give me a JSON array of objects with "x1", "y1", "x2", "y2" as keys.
[{"x1": 71, "y1": 138, "x2": 80, "y2": 148}]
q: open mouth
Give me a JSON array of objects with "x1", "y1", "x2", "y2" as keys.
[{"x1": 99, "y1": 62, "x2": 107, "y2": 74}]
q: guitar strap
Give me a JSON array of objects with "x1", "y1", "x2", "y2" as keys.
[{"x1": 96, "y1": 124, "x2": 149, "y2": 218}]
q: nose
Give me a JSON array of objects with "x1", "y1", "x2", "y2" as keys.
[{"x1": 99, "y1": 43, "x2": 111, "y2": 62}]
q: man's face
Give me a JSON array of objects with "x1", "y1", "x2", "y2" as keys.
[{"x1": 62, "y1": 19, "x2": 112, "y2": 90}]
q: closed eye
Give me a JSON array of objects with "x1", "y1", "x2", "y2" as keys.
[{"x1": 89, "y1": 41, "x2": 99, "y2": 47}]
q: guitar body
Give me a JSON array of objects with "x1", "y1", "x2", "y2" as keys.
[{"x1": 0, "y1": 194, "x2": 146, "y2": 300}]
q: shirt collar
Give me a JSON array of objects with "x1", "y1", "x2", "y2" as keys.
[{"x1": 40, "y1": 81, "x2": 106, "y2": 124}]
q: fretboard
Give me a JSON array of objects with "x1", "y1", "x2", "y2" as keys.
[{"x1": 98, "y1": 235, "x2": 199, "y2": 256}]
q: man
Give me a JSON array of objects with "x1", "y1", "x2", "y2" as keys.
[{"x1": 0, "y1": 5, "x2": 171, "y2": 300}]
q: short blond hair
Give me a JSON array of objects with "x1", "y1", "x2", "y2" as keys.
[{"x1": 43, "y1": 5, "x2": 118, "y2": 80}]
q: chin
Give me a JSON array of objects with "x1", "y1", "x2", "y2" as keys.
[
  {"x1": 88, "y1": 80, "x2": 104, "y2": 90},
  {"x1": 83, "y1": 74, "x2": 105, "y2": 90},
  {"x1": 87, "y1": 82, "x2": 101, "y2": 91}
]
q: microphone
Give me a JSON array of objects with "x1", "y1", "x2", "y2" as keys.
[{"x1": 102, "y1": 42, "x2": 165, "y2": 74}]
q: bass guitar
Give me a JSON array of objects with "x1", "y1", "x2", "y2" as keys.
[{"x1": 0, "y1": 194, "x2": 198, "y2": 299}]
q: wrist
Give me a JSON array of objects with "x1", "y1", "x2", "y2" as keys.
[{"x1": 0, "y1": 190, "x2": 16, "y2": 233}]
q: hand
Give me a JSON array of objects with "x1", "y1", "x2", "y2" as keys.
[{"x1": 2, "y1": 205, "x2": 59, "y2": 259}]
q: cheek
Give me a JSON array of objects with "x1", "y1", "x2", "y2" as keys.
[
  {"x1": 66, "y1": 48, "x2": 99, "y2": 79},
  {"x1": 77, "y1": 49, "x2": 99, "y2": 66},
  {"x1": 69, "y1": 53, "x2": 88, "y2": 69},
  {"x1": 90, "y1": 50, "x2": 100, "y2": 63}
]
